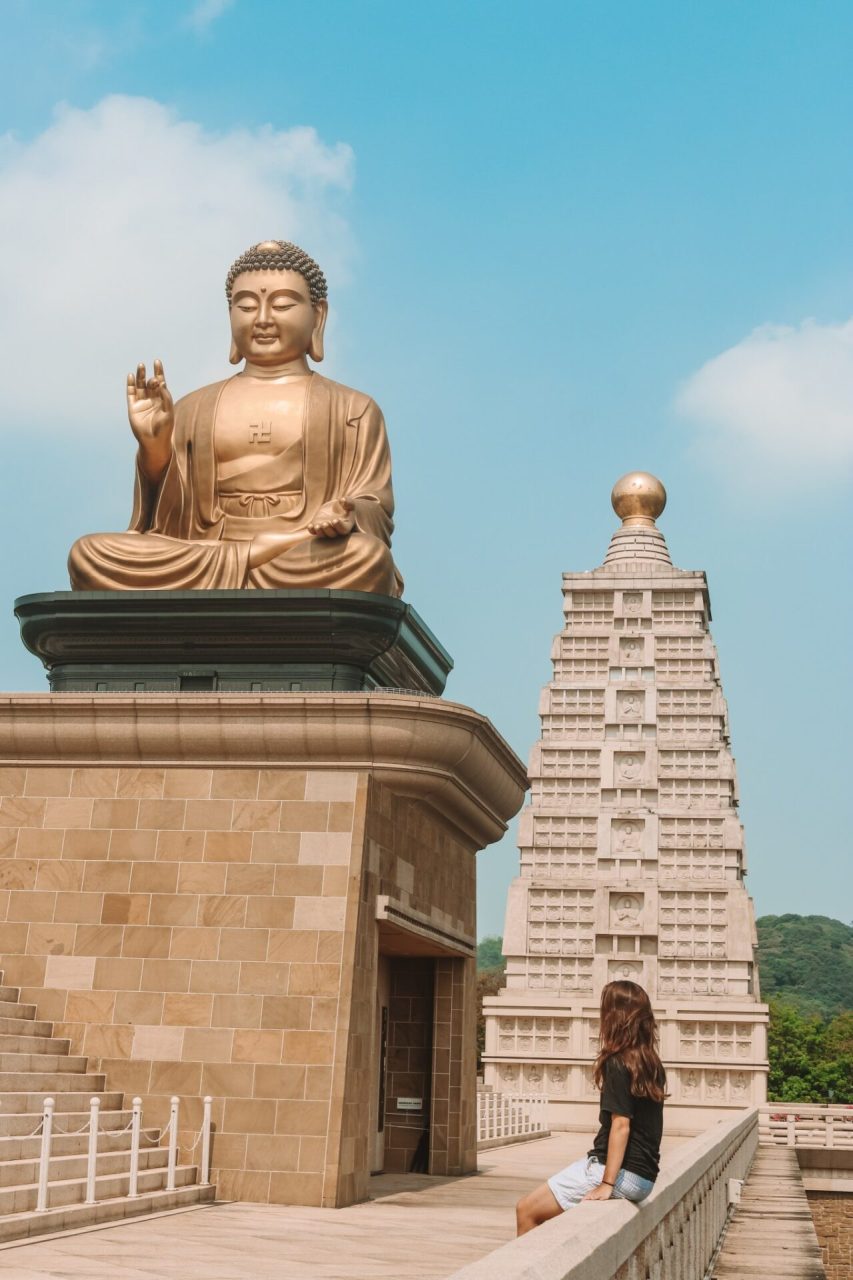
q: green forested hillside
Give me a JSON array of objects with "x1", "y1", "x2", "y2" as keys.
[{"x1": 756, "y1": 915, "x2": 853, "y2": 1018}]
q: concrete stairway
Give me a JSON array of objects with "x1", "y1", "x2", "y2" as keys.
[{"x1": 0, "y1": 974, "x2": 215, "y2": 1244}]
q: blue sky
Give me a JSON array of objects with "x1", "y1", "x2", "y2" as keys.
[{"x1": 0, "y1": 1, "x2": 850, "y2": 936}]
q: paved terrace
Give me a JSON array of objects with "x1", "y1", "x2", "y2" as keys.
[{"x1": 0, "y1": 1133, "x2": 683, "y2": 1280}]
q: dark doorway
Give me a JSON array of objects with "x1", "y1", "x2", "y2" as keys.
[{"x1": 378, "y1": 957, "x2": 434, "y2": 1174}]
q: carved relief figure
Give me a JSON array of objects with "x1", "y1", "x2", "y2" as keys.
[
  {"x1": 69, "y1": 241, "x2": 402, "y2": 596},
  {"x1": 615, "y1": 821, "x2": 641, "y2": 852},
  {"x1": 618, "y1": 755, "x2": 642, "y2": 782},
  {"x1": 708, "y1": 1072, "x2": 724, "y2": 1097},
  {"x1": 618, "y1": 692, "x2": 642, "y2": 720},
  {"x1": 549, "y1": 1067, "x2": 566, "y2": 1093},
  {"x1": 613, "y1": 895, "x2": 641, "y2": 929}
]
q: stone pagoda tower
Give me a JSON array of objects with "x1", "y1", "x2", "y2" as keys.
[{"x1": 483, "y1": 473, "x2": 768, "y2": 1131}]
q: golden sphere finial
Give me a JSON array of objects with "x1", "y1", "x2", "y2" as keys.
[{"x1": 611, "y1": 472, "x2": 667, "y2": 526}]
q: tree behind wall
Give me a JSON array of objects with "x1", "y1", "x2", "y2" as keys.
[
  {"x1": 476, "y1": 937, "x2": 506, "y2": 1070},
  {"x1": 476, "y1": 936, "x2": 506, "y2": 973},
  {"x1": 767, "y1": 998, "x2": 853, "y2": 1103}
]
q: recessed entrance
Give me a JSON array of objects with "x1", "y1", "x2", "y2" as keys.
[
  {"x1": 372, "y1": 956, "x2": 435, "y2": 1174},
  {"x1": 369, "y1": 897, "x2": 477, "y2": 1181}
]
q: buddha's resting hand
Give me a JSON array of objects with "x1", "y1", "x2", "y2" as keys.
[
  {"x1": 127, "y1": 360, "x2": 174, "y2": 481},
  {"x1": 308, "y1": 498, "x2": 355, "y2": 539}
]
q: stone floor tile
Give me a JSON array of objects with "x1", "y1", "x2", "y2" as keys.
[{"x1": 0, "y1": 1134, "x2": 687, "y2": 1279}]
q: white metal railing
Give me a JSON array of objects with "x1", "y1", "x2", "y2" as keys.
[
  {"x1": 477, "y1": 1091, "x2": 549, "y2": 1145},
  {"x1": 32, "y1": 1094, "x2": 213, "y2": 1214},
  {"x1": 760, "y1": 1103, "x2": 853, "y2": 1149}
]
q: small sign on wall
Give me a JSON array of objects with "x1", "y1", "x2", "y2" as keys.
[{"x1": 396, "y1": 1097, "x2": 423, "y2": 1112}]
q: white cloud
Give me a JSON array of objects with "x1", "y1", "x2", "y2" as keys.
[
  {"x1": 0, "y1": 95, "x2": 354, "y2": 432},
  {"x1": 185, "y1": 0, "x2": 235, "y2": 34},
  {"x1": 675, "y1": 319, "x2": 853, "y2": 480}
]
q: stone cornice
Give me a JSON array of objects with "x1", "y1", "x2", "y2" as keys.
[{"x1": 0, "y1": 692, "x2": 528, "y2": 848}]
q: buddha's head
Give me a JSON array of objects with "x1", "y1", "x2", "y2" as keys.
[{"x1": 225, "y1": 240, "x2": 329, "y2": 366}]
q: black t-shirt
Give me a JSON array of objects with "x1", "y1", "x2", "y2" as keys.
[{"x1": 588, "y1": 1055, "x2": 664, "y2": 1182}]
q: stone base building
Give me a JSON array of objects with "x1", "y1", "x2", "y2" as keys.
[
  {"x1": 0, "y1": 691, "x2": 526, "y2": 1206},
  {"x1": 483, "y1": 474, "x2": 768, "y2": 1132}
]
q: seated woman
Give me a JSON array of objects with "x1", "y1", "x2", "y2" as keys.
[{"x1": 516, "y1": 980, "x2": 666, "y2": 1235}]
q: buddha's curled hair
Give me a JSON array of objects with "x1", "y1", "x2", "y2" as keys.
[
  {"x1": 225, "y1": 240, "x2": 328, "y2": 305},
  {"x1": 593, "y1": 980, "x2": 667, "y2": 1104}
]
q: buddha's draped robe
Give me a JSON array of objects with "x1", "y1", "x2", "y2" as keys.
[{"x1": 68, "y1": 374, "x2": 402, "y2": 595}]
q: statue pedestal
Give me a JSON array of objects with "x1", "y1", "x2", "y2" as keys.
[
  {"x1": 0, "y1": 692, "x2": 527, "y2": 1207},
  {"x1": 15, "y1": 590, "x2": 452, "y2": 695}
]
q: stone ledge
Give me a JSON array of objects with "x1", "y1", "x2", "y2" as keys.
[
  {"x1": 0, "y1": 692, "x2": 528, "y2": 847},
  {"x1": 447, "y1": 1108, "x2": 758, "y2": 1279},
  {"x1": 376, "y1": 895, "x2": 476, "y2": 958}
]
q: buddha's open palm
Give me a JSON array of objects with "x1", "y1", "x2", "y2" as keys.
[
  {"x1": 127, "y1": 361, "x2": 174, "y2": 445},
  {"x1": 309, "y1": 498, "x2": 355, "y2": 538}
]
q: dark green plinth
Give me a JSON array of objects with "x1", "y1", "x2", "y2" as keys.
[{"x1": 14, "y1": 590, "x2": 453, "y2": 695}]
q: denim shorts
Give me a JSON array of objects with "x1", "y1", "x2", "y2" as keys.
[{"x1": 547, "y1": 1155, "x2": 655, "y2": 1211}]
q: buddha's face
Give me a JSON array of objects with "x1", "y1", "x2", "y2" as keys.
[{"x1": 229, "y1": 268, "x2": 327, "y2": 365}]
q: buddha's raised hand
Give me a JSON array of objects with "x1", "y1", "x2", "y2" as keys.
[{"x1": 127, "y1": 360, "x2": 174, "y2": 480}]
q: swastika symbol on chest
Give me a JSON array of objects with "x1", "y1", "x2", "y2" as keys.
[{"x1": 248, "y1": 422, "x2": 273, "y2": 444}]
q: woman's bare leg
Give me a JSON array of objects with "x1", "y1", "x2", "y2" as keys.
[{"x1": 516, "y1": 1182, "x2": 563, "y2": 1236}]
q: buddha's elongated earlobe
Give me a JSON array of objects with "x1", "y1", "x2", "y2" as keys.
[
  {"x1": 309, "y1": 301, "x2": 328, "y2": 363},
  {"x1": 229, "y1": 338, "x2": 242, "y2": 365}
]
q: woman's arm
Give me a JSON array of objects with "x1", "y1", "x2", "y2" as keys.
[{"x1": 583, "y1": 1114, "x2": 630, "y2": 1201}]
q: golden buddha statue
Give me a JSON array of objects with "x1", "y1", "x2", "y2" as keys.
[{"x1": 68, "y1": 241, "x2": 402, "y2": 596}]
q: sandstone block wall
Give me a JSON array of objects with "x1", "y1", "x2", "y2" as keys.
[
  {"x1": 0, "y1": 761, "x2": 480, "y2": 1207},
  {"x1": 807, "y1": 1191, "x2": 853, "y2": 1280},
  {"x1": 0, "y1": 763, "x2": 360, "y2": 1204}
]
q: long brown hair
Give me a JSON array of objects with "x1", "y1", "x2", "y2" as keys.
[{"x1": 593, "y1": 980, "x2": 667, "y2": 1103}]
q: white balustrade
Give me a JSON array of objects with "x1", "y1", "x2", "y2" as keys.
[
  {"x1": 477, "y1": 1091, "x2": 550, "y2": 1146},
  {"x1": 128, "y1": 1096, "x2": 142, "y2": 1198},
  {"x1": 759, "y1": 1103, "x2": 853, "y2": 1149},
  {"x1": 84, "y1": 1095, "x2": 100, "y2": 1205},
  {"x1": 35, "y1": 1097, "x2": 55, "y2": 1213},
  {"x1": 166, "y1": 1096, "x2": 180, "y2": 1192},
  {"x1": 29, "y1": 1091, "x2": 215, "y2": 1214},
  {"x1": 201, "y1": 1095, "x2": 213, "y2": 1185}
]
